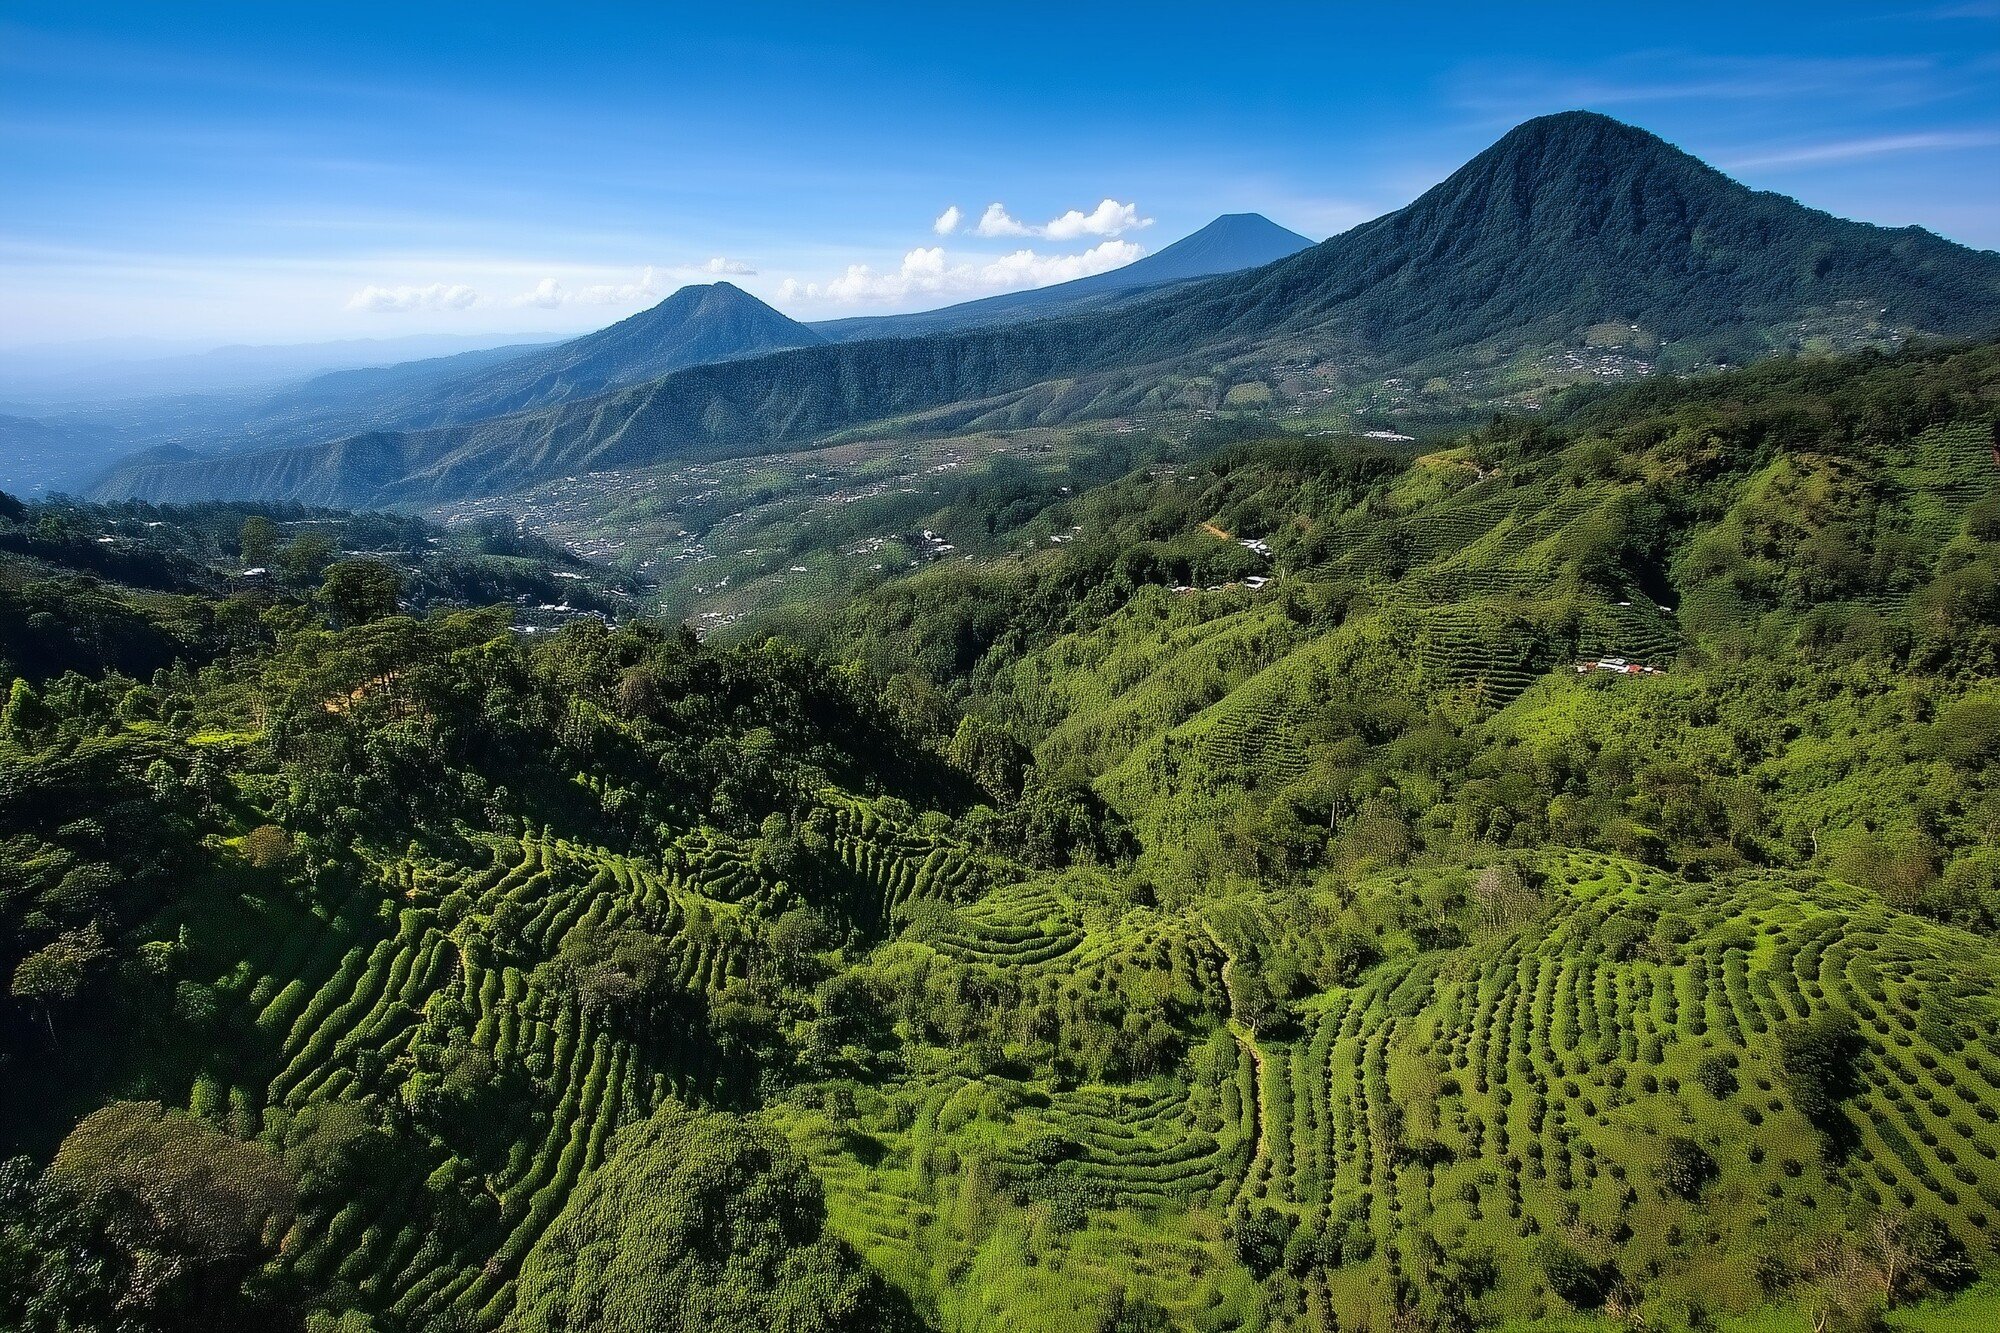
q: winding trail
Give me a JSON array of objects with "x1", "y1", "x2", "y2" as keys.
[{"x1": 1198, "y1": 916, "x2": 1271, "y2": 1205}]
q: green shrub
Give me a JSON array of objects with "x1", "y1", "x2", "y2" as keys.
[{"x1": 1659, "y1": 1136, "x2": 1718, "y2": 1199}]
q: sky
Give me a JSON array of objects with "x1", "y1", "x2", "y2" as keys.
[{"x1": 2, "y1": 1, "x2": 1998, "y2": 351}]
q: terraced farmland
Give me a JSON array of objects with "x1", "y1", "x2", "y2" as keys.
[
  {"x1": 765, "y1": 852, "x2": 2000, "y2": 1330},
  {"x1": 147, "y1": 793, "x2": 1006, "y2": 1330}
]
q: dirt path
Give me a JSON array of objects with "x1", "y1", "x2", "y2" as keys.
[
  {"x1": 323, "y1": 670, "x2": 402, "y2": 714},
  {"x1": 1198, "y1": 917, "x2": 1271, "y2": 1202}
]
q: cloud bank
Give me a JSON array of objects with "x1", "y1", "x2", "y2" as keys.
[
  {"x1": 509, "y1": 259, "x2": 758, "y2": 308},
  {"x1": 510, "y1": 266, "x2": 663, "y2": 309},
  {"x1": 779, "y1": 239, "x2": 1143, "y2": 305},
  {"x1": 347, "y1": 258, "x2": 758, "y2": 314},
  {"x1": 973, "y1": 198, "x2": 1151, "y2": 239},
  {"x1": 345, "y1": 282, "x2": 481, "y2": 313}
]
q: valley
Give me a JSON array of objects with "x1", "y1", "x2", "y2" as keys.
[{"x1": 4, "y1": 93, "x2": 2000, "y2": 1333}]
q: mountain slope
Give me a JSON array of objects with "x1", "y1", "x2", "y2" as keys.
[
  {"x1": 245, "y1": 281, "x2": 825, "y2": 438},
  {"x1": 97, "y1": 112, "x2": 2000, "y2": 507},
  {"x1": 1117, "y1": 109, "x2": 2000, "y2": 364},
  {"x1": 808, "y1": 212, "x2": 1315, "y2": 341}
]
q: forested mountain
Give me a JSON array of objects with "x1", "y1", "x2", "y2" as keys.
[
  {"x1": 95, "y1": 112, "x2": 2000, "y2": 509},
  {"x1": 8, "y1": 340, "x2": 2000, "y2": 1332},
  {"x1": 809, "y1": 213, "x2": 1316, "y2": 342}
]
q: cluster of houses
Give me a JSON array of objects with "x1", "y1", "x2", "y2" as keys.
[
  {"x1": 1175, "y1": 575, "x2": 1271, "y2": 596},
  {"x1": 1169, "y1": 529, "x2": 1278, "y2": 595},
  {"x1": 1575, "y1": 656, "x2": 1663, "y2": 676}
]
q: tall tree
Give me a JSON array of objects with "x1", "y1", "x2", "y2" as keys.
[{"x1": 511, "y1": 1100, "x2": 910, "y2": 1333}]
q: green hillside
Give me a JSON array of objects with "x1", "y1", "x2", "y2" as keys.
[{"x1": 5, "y1": 342, "x2": 2000, "y2": 1333}]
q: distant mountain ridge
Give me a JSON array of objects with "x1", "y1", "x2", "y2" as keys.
[
  {"x1": 809, "y1": 213, "x2": 1315, "y2": 342},
  {"x1": 74, "y1": 282, "x2": 826, "y2": 490},
  {"x1": 96, "y1": 112, "x2": 2000, "y2": 508},
  {"x1": 0, "y1": 330, "x2": 564, "y2": 408},
  {"x1": 63, "y1": 220, "x2": 1298, "y2": 485}
]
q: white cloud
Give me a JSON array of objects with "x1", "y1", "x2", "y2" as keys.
[
  {"x1": 973, "y1": 203, "x2": 1033, "y2": 238},
  {"x1": 506, "y1": 266, "x2": 664, "y2": 308},
  {"x1": 973, "y1": 198, "x2": 1151, "y2": 240},
  {"x1": 503, "y1": 259, "x2": 757, "y2": 309},
  {"x1": 1045, "y1": 199, "x2": 1150, "y2": 240},
  {"x1": 1723, "y1": 130, "x2": 2000, "y2": 169},
  {"x1": 345, "y1": 282, "x2": 481, "y2": 313},
  {"x1": 779, "y1": 239, "x2": 1144, "y2": 306},
  {"x1": 512, "y1": 277, "x2": 570, "y2": 309},
  {"x1": 1454, "y1": 54, "x2": 1961, "y2": 119},
  {"x1": 933, "y1": 205, "x2": 962, "y2": 236}
]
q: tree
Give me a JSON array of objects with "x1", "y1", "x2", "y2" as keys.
[
  {"x1": 1, "y1": 677, "x2": 49, "y2": 743},
  {"x1": 534, "y1": 923, "x2": 673, "y2": 1029},
  {"x1": 768, "y1": 906, "x2": 834, "y2": 983},
  {"x1": 1934, "y1": 699, "x2": 2000, "y2": 771},
  {"x1": 510, "y1": 1100, "x2": 909, "y2": 1333},
  {"x1": 1779, "y1": 1009, "x2": 1864, "y2": 1132},
  {"x1": 10, "y1": 924, "x2": 111, "y2": 1037},
  {"x1": 50, "y1": 1101, "x2": 294, "y2": 1250},
  {"x1": 320, "y1": 560, "x2": 402, "y2": 626},
  {"x1": 1098, "y1": 1290, "x2": 1172, "y2": 1333},
  {"x1": 1535, "y1": 1237, "x2": 1611, "y2": 1308},
  {"x1": 1658, "y1": 1135, "x2": 1718, "y2": 1199},
  {"x1": 1695, "y1": 1054, "x2": 1738, "y2": 1098},
  {"x1": 1869, "y1": 1211, "x2": 1972, "y2": 1303},
  {"x1": 15, "y1": 1101, "x2": 300, "y2": 1331},
  {"x1": 277, "y1": 533, "x2": 336, "y2": 584},
  {"x1": 753, "y1": 812, "x2": 805, "y2": 882},
  {"x1": 239, "y1": 515, "x2": 279, "y2": 566},
  {"x1": 947, "y1": 714, "x2": 1028, "y2": 802},
  {"x1": 281, "y1": 1102, "x2": 391, "y2": 1206},
  {"x1": 1471, "y1": 862, "x2": 1542, "y2": 932},
  {"x1": 1231, "y1": 1206, "x2": 1295, "y2": 1278},
  {"x1": 241, "y1": 823, "x2": 297, "y2": 869},
  {"x1": 997, "y1": 775, "x2": 1133, "y2": 868}
]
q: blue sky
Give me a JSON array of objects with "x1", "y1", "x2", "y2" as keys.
[{"x1": 3, "y1": 1, "x2": 1997, "y2": 348}]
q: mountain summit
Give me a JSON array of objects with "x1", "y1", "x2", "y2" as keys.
[
  {"x1": 1187, "y1": 109, "x2": 2000, "y2": 360},
  {"x1": 811, "y1": 213, "x2": 1314, "y2": 341},
  {"x1": 518, "y1": 281, "x2": 823, "y2": 402},
  {"x1": 1121, "y1": 212, "x2": 1317, "y2": 285},
  {"x1": 232, "y1": 281, "x2": 824, "y2": 442}
]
